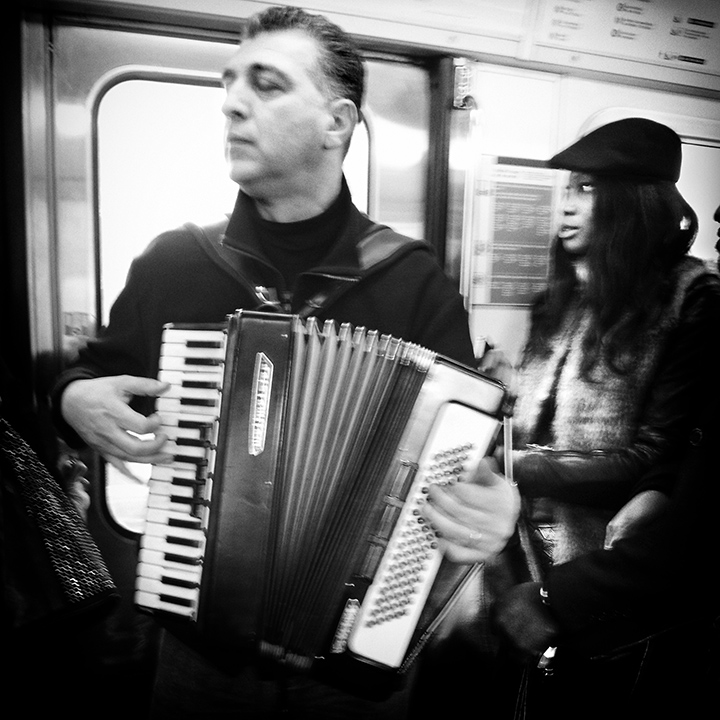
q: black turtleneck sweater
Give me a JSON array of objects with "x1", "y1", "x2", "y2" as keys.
[{"x1": 252, "y1": 184, "x2": 349, "y2": 291}]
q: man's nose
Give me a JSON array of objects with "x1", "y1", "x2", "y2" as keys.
[{"x1": 222, "y1": 81, "x2": 250, "y2": 120}]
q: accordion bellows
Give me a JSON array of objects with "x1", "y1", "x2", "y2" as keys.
[{"x1": 135, "y1": 310, "x2": 507, "y2": 694}]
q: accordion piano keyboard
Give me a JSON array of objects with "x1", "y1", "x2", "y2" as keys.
[{"x1": 134, "y1": 327, "x2": 227, "y2": 619}]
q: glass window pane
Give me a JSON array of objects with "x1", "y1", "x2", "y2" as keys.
[{"x1": 97, "y1": 80, "x2": 237, "y2": 324}]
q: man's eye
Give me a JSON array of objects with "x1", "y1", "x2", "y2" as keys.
[
  {"x1": 254, "y1": 74, "x2": 284, "y2": 94},
  {"x1": 580, "y1": 183, "x2": 595, "y2": 194}
]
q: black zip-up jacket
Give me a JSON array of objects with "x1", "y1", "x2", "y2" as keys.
[{"x1": 51, "y1": 190, "x2": 475, "y2": 445}]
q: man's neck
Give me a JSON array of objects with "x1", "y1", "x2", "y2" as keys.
[{"x1": 248, "y1": 169, "x2": 344, "y2": 223}]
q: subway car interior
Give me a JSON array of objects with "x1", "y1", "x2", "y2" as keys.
[{"x1": 3, "y1": 0, "x2": 719, "y2": 716}]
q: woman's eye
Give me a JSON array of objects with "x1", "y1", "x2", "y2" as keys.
[{"x1": 580, "y1": 183, "x2": 595, "y2": 194}]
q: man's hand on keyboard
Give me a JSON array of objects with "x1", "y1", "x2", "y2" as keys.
[{"x1": 61, "y1": 375, "x2": 173, "y2": 464}]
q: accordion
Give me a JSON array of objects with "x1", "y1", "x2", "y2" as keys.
[{"x1": 135, "y1": 310, "x2": 508, "y2": 696}]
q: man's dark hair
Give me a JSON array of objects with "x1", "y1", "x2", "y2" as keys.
[{"x1": 243, "y1": 5, "x2": 365, "y2": 113}]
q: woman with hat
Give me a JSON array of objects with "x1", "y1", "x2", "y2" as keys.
[
  {"x1": 487, "y1": 118, "x2": 720, "y2": 717},
  {"x1": 510, "y1": 117, "x2": 719, "y2": 564}
]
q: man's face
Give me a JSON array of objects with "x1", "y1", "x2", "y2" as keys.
[{"x1": 221, "y1": 29, "x2": 334, "y2": 196}]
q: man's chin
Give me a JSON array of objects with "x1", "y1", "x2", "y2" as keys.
[
  {"x1": 228, "y1": 164, "x2": 257, "y2": 185},
  {"x1": 228, "y1": 169, "x2": 269, "y2": 195}
]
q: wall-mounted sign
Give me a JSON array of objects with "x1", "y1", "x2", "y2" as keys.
[
  {"x1": 471, "y1": 158, "x2": 555, "y2": 306},
  {"x1": 535, "y1": 0, "x2": 720, "y2": 76}
]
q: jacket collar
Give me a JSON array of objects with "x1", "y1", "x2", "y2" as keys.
[{"x1": 221, "y1": 178, "x2": 375, "y2": 279}]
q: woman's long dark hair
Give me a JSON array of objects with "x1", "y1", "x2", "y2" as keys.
[{"x1": 526, "y1": 177, "x2": 697, "y2": 377}]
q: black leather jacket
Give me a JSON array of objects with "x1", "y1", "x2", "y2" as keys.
[{"x1": 513, "y1": 268, "x2": 720, "y2": 508}]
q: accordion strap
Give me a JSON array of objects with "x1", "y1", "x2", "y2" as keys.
[
  {"x1": 185, "y1": 218, "x2": 272, "y2": 308},
  {"x1": 186, "y1": 218, "x2": 422, "y2": 317}
]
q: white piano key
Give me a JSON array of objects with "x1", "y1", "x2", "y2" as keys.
[
  {"x1": 140, "y1": 533, "x2": 205, "y2": 561},
  {"x1": 146, "y1": 494, "x2": 203, "y2": 516},
  {"x1": 148, "y1": 476, "x2": 211, "y2": 508},
  {"x1": 146, "y1": 506, "x2": 204, "y2": 529},
  {"x1": 160, "y1": 344, "x2": 226, "y2": 360},
  {"x1": 135, "y1": 589, "x2": 197, "y2": 618},
  {"x1": 143, "y1": 520, "x2": 205, "y2": 544},
  {"x1": 159, "y1": 368, "x2": 223, "y2": 383},
  {"x1": 159, "y1": 354, "x2": 223, "y2": 371},
  {"x1": 159, "y1": 411, "x2": 219, "y2": 429},
  {"x1": 150, "y1": 465, "x2": 200, "y2": 483},
  {"x1": 136, "y1": 559, "x2": 203, "y2": 585},
  {"x1": 149, "y1": 478, "x2": 210, "y2": 502},
  {"x1": 138, "y1": 547, "x2": 202, "y2": 574},
  {"x1": 158, "y1": 421, "x2": 219, "y2": 449},
  {"x1": 162, "y1": 328, "x2": 226, "y2": 345},
  {"x1": 157, "y1": 396, "x2": 219, "y2": 416},
  {"x1": 159, "y1": 370, "x2": 223, "y2": 391},
  {"x1": 159, "y1": 423, "x2": 215, "y2": 443},
  {"x1": 136, "y1": 575, "x2": 199, "y2": 603},
  {"x1": 166, "y1": 441, "x2": 208, "y2": 460},
  {"x1": 148, "y1": 479, "x2": 196, "y2": 499},
  {"x1": 161, "y1": 387, "x2": 221, "y2": 404}
]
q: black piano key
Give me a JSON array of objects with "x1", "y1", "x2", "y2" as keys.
[
  {"x1": 164, "y1": 552, "x2": 201, "y2": 565},
  {"x1": 178, "y1": 419, "x2": 214, "y2": 430},
  {"x1": 161, "y1": 575, "x2": 199, "y2": 590},
  {"x1": 169, "y1": 495, "x2": 195, "y2": 505},
  {"x1": 183, "y1": 357, "x2": 222, "y2": 366},
  {"x1": 168, "y1": 517, "x2": 202, "y2": 529},
  {"x1": 171, "y1": 476, "x2": 206, "y2": 488},
  {"x1": 159, "y1": 593, "x2": 194, "y2": 608},
  {"x1": 167, "y1": 535, "x2": 202, "y2": 548},
  {"x1": 176, "y1": 437, "x2": 211, "y2": 448},
  {"x1": 173, "y1": 454, "x2": 208, "y2": 465},
  {"x1": 179, "y1": 398, "x2": 217, "y2": 408},
  {"x1": 185, "y1": 340, "x2": 223, "y2": 348},
  {"x1": 181, "y1": 380, "x2": 220, "y2": 389}
]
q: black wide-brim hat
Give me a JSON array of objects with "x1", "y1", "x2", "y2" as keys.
[{"x1": 548, "y1": 118, "x2": 682, "y2": 182}]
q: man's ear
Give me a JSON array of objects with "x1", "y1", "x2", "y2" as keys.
[{"x1": 325, "y1": 98, "x2": 359, "y2": 150}]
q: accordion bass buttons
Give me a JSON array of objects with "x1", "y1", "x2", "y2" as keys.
[{"x1": 346, "y1": 399, "x2": 500, "y2": 669}]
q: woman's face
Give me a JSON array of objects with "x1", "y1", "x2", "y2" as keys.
[{"x1": 557, "y1": 172, "x2": 596, "y2": 256}]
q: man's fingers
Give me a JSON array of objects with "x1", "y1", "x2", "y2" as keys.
[
  {"x1": 116, "y1": 375, "x2": 170, "y2": 399},
  {"x1": 115, "y1": 406, "x2": 165, "y2": 436},
  {"x1": 98, "y1": 426, "x2": 171, "y2": 462},
  {"x1": 61, "y1": 376, "x2": 174, "y2": 463}
]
